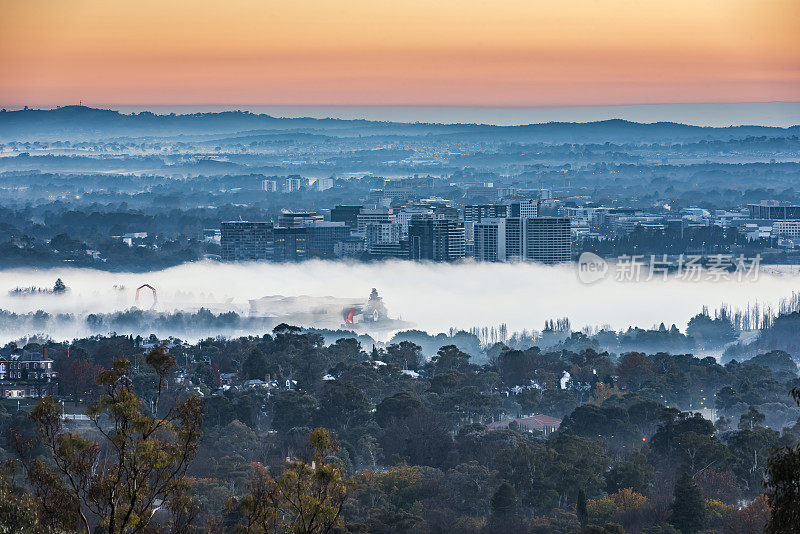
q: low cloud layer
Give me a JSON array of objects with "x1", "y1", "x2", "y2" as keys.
[{"x1": 0, "y1": 260, "x2": 798, "y2": 343}]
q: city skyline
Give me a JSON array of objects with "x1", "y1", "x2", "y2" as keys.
[{"x1": 2, "y1": 0, "x2": 799, "y2": 108}]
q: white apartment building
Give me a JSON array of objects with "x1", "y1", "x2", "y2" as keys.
[
  {"x1": 395, "y1": 206, "x2": 434, "y2": 237},
  {"x1": 474, "y1": 218, "x2": 506, "y2": 262},
  {"x1": 356, "y1": 208, "x2": 395, "y2": 233},
  {"x1": 773, "y1": 220, "x2": 800, "y2": 240}
]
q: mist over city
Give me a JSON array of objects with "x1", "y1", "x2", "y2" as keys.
[{"x1": 0, "y1": 260, "x2": 798, "y2": 348}]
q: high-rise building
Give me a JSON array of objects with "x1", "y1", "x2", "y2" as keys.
[
  {"x1": 357, "y1": 208, "x2": 395, "y2": 233},
  {"x1": 262, "y1": 176, "x2": 306, "y2": 193},
  {"x1": 509, "y1": 199, "x2": 539, "y2": 218},
  {"x1": 365, "y1": 222, "x2": 407, "y2": 259},
  {"x1": 463, "y1": 204, "x2": 508, "y2": 222},
  {"x1": 505, "y1": 217, "x2": 524, "y2": 261},
  {"x1": 312, "y1": 178, "x2": 334, "y2": 191},
  {"x1": 282, "y1": 176, "x2": 304, "y2": 193},
  {"x1": 220, "y1": 221, "x2": 274, "y2": 261},
  {"x1": 273, "y1": 227, "x2": 309, "y2": 262},
  {"x1": 395, "y1": 206, "x2": 434, "y2": 237},
  {"x1": 474, "y1": 218, "x2": 506, "y2": 262},
  {"x1": 367, "y1": 241, "x2": 409, "y2": 259},
  {"x1": 306, "y1": 222, "x2": 350, "y2": 258},
  {"x1": 278, "y1": 211, "x2": 323, "y2": 228},
  {"x1": 408, "y1": 218, "x2": 465, "y2": 262},
  {"x1": 334, "y1": 236, "x2": 366, "y2": 259},
  {"x1": 331, "y1": 205, "x2": 363, "y2": 229},
  {"x1": 525, "y1": 217, "x2": 572, "y2": 263},
  {"x1": 365, "y1": 222, "x2": 401, "y2": 248}
]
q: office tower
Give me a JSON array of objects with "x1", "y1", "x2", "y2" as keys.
[
  {"x1": 357, "y1": 208, "x2": 395, "y2": 233},
  {"x1": 365, "y1": 222, "x2": 407, "y2": 259},
  {"x1": 432, "y1": 205, "x2": 460, "y2": 220},
  {"x1": 463, "y1": 204, "x2": 508, "y2": 222},
  {"x1": 505, "y1": 217, "x2": 524, "y2": 261},
  {"x1": 525, "y1": 217, "x2": 572, "y2": 263},
  {"x1": 747, "y1": 201, "x2": 800, "y2": 220},
  {"x1": 508, "y1": 199, "x2": 539, "y2": 218},
  {"x1": 408, "y1": 218, "x2": 465, "y2": 262},
  {"x1": 365, "y1": 222, "x2": 401, "y2": 248},
  {"x1": 334, "y1": 236, "x2": 366, "y2": 259},
  {"x1": 331, "y1": 205, "x2": 363, "y2": 229},
  {"x1": 277, "y1": 210, "x2": 323, "y2": 228},
  {"x1": 273, "y1": 227, "x2": 309, "y2": 262},
  {"x1": 220, "y1": 221, "x2": 274, "y2": 261},
  {"x1": 306, "y1": 222, "x2": 351, "y2": 259},
  {"x1": 395, "y1": 206, "x2": 434, "y2": 238},
  {"x1": 474, "y1": 218, "x2": 506, "y2": 262}
]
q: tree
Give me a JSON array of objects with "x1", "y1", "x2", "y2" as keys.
[
  {"x1": 375, "y1": 392, "x2": 424, "y2": 427},
  {"x1": 497, "y1": 349, "x2": 535, "y2": 387},
  {"x1": 686, "y1": 312, "x2": 737, "y2": 348},
  {"x1": 494, "y1": 441, "x2": 558, "y2": 511},
  {"x1": 491, "y1": 482, "x2": 517, "y2": 517},
  {"x1": 429, "y1": 345, "x2": 470, "y2": 375},
  {"x1": 231, "y1": 428, "x2": 348, "y2": 534},
  {"x1": 326, "y1": 338, "x2": 364, "y2": 366},
  {"x1": 380, "y1": 410, "x2": 454, "y2": 468},
  {"x1": 669, "y1": 470, "x2": 705, "y2": 534},
  {"x1": 765, "y1": 388, "x2": 800, "y2": 533},
  {"x1": 605, "y1": 451, "x2": 653, "y2": 495},
  {"x1": 738, "y1": 405, "x2": 765, "y2": 430},
  {"x1": 241, "y1": 348, "x2": 269, "y2": 380},
  {"x1": 694, "y1": 468, "x2": 740, "y2": 505},
  {"x1": 487, "y1": 481, "x2": 527, "y2": 534},
  {"x1": 549, "y1": 433, "x2": 611, "y2": 507},
  {"x1": 727, "y1": 427, "x2": 780, "y2": 497},
  {"x1": 385, "y1": 341, "x2": 423, "y2": 370},
  {"x1": 0, "y1": 463, "x2": 41, "y2": 533},
  {"x1": 736, "y1": 494, "x2": 770, "y2": 534},
  {"x1": 673, "y1": 431, "x2": 730, "y2": 475},
  {"x1": 52, "y1": 278, "x2": 67, "y2": 294},
  {"x1": 58, "y1": 358, "x2": 98, "y2": 402},
  {"x1": 616, "y1": 352, "x2": 653, "y2": 390},
  {"x1": 49, "y1": 234, "x2": 85, "y2": 253},
  {"x1": 445, "y1": 461, "x2": 493, "y2": 517},
  {"x1": 14, "y1": 347, "x2": 203, "y2": 534},
  {"x1": 315, "y1": 381, "x2": 371, "y2": 431},
  {"x1": 271, "y1": 391, "x2": 318, "y2": 433},
  {"x1": 576, "y1": 487, "x2": 588, "y2": 527}
]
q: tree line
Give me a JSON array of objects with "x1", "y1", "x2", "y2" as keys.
[{"x1": 0, "y1": 324, "x2": 799, "y2": 532}]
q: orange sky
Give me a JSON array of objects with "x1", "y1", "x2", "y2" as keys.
[{"x1": 1, "y1": 0, "x2": 799, "y2": 107}]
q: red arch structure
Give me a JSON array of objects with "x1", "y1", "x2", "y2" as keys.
[
  {"x1": 135, "y1": 284, "x2": 157, "y2": 308},
  {"x1": 342, "y1": 307, "x2": 360, "y2": 325}
]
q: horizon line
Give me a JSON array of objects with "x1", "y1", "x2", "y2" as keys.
[{"x1": 4, "y1": 100, "x2": 800, "y2": 111}]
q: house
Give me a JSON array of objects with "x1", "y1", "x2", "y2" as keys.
[
  {"x1": 0, "y1": 347, "x2": 58, "y2": 398},
  {"x1": 242, "y1": 379, "x2": 268, "y2": 389}
]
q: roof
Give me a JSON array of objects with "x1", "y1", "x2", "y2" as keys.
[{"x1": 0, "y1": 350, "x2": 53, "y2": 362}]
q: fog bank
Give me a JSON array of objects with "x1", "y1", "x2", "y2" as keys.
[{"x1": 0, "y1": 260, "x2": 798, "y2": 343}]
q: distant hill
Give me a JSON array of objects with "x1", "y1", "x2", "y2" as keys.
[{"x1": 1, "y1": 105, "x2": 798, "y2": 143}]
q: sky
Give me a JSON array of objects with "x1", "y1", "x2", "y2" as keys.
[{"x1": 1, "y1": 0, "x2": 799, "y2": 108}]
